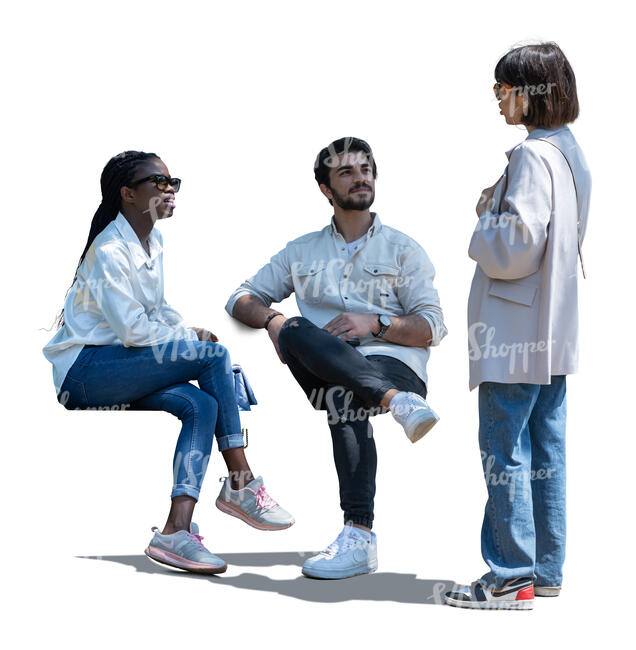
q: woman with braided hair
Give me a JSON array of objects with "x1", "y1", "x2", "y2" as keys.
[{"x1": 44, "y1": 151, "x2": 294, "y2": 574}]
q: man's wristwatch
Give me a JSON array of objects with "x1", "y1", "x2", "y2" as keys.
[{"x1": 373, "y1": 314, "x2": 391, "y2": 339}]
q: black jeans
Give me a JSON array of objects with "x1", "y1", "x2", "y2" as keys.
[{"x1": 277, "y1": 316, "x2": 427, "y2": 529}]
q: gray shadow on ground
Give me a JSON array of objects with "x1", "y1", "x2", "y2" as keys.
[{"x1": 77, "y1": 552, "x2": 455, "y2": 604}]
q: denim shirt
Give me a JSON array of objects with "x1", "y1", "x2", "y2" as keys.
[{"x1": 226, "y1": 214, "x2": 447, "y2": 385}]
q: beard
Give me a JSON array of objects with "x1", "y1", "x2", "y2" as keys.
[{"x1": 331, "y1": 186, "x2": 375, "y2": 211}]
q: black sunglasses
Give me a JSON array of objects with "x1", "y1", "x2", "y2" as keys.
[{"x1": 129, "y1": 174, "x2": 181, "y2": 192}]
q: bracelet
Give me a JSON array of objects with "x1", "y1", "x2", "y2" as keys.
[{"x1": 264, "y1": 311, "x2": 284, "y2": 330}]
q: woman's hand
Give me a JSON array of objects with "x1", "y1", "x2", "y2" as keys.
[
  {"x1": 190, "y1": 327, "x2": 219, "y2": 342},
  {"x1": 476, "y1": 176, "x2": 503, "y2": 217}
]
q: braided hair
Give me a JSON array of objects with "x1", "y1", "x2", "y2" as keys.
[{"x1": 55, "y1": 150, "x2": 158, "y2": 328}]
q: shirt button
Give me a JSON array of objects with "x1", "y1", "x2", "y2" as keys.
[{"x1": 344, "y1": 296, "x2": 348, "y2": 300}]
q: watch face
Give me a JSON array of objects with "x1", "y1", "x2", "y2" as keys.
[{"x1": 379, "y1": 315, "x2": 391, "y2": 327}]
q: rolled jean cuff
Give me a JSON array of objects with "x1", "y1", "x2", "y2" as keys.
[
  {"x1": 171, "y1": 484, "x2": 201, "y2": 500},
  {"x1": 216, "y1": 433, "x2": 245, "y2": 452},
  {"x1": 344, "y1": 514, "x2": 374, "y2": 529}
]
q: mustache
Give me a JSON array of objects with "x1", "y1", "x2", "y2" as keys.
[{"x1": 350, "y1": 184, "x2": 373, "y2": 193}]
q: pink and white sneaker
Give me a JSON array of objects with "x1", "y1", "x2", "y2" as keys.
[
  {"x1": 144, "y1": 522, "x2": 227, "y2": 574},
  {"x1": 216, "y1": 476, "x2": 295, "y2": 531}
]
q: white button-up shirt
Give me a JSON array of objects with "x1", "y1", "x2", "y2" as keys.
[
  {"x1": 225, "y1": 214, "x2": 447, "y2": 385},
  {"x1": 43, "y1": 212, "x2": 198, "y2": 394}
]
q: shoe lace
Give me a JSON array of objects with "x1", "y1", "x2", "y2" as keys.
[
  {"x1": 187, "y1": 532, "x2": 206, "y2": 550},
  {"x1": 322, "y1": 529, "x2": 361, "y2": 556},
  {"x1": 253, "y1": 485, "x2": 277, "y2": 511}
]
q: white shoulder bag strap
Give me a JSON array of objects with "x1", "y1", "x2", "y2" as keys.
[{"x1": 536, "y1": 137, "x2": 586, "y2": 279}]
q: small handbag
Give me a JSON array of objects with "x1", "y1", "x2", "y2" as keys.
[
  {"x1": 232, "y1": 364, "x2": 257, "y2": 448},
  {"x1": 232, "y1": 364, "x2": 258, "y2": 411}
]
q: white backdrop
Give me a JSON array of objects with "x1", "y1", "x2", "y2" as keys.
[{"x1": 3, "y1": 0, "x2": 634, "y2": 647}]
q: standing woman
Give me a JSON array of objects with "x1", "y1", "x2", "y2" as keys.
[
  {"x1": 444, "y1": 43, "x2": 591, "y2": 609},
  {"x1": 43, "y1": 151, "x2": 294, "y2": 575}
]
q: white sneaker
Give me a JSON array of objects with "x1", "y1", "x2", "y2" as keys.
[
  {"x1": 302, "y1": 525, "x2": 378, "y2": 579},
  {"x1": 389, "y1": 392, "x2": 439, "y2": 442},
  {"x1": 216, "y1": 476, "x2": 295, "y2": 531},
  {"x1": 444, "y1": 578, "x2": 535, "y2": 610}
]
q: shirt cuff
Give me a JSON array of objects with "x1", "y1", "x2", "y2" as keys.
[
  {"x1": 418, "y1": 312, "x2": 447, "y2": 347},
  {"x1": 185, "y1": 327, "x2": 199, "y2": 341},
  {"x1": 225, "y1": 288, "x2": 269, "y2": 318}
]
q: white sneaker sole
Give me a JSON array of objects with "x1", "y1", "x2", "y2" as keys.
[
  {"x1": 215, "y1": 497, "x2": 295, "y2": 531},
  {"x1": 144, "y1": 546, "x2": 227, "y2": 574},
  {"x1": 405, "y1": 408, "x2": 440, "y2": 443},
  {"x1": 302, "y1": 561, "x2": 378, "y2": 580},
  {"x1": 443, "y1": 593, "x2": 534, "y2": 610}
]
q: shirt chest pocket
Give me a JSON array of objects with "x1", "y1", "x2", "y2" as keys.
[
  {"x1": 292, "y1": 263, "x2": 327, "y2": 305},
  {"x1": 361, "y1": 263, "x2": 401, "y2": 310}
]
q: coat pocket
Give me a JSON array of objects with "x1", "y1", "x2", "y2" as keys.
[{"x1": 488, "y1": 279, "x2": 537, "y2": 307}]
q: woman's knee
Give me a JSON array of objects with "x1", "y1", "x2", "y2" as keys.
[
  {"x1": 163, "y1": 384, "x2": 219, "y2": 422},
  {"x1": 196, "y1": 341, "x2": 234, "y2": 374}
]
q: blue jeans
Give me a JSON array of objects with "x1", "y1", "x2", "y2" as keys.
[
  {"x1": 59, "y1": 340, "x2": 245, "y2": 500},
  {"x1": 478, "y1": 376, "x2": 567, "y2": 589}
]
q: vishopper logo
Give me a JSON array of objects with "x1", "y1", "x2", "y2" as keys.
[
  {"x1": 309, "y1": 385, "x2": 385, "y2": 426},
  {"x1": 474, "y1": 212, "x2": 531, "y2": 245},
  {"x1": 468, "y1": 322, "x2": 554, "y2": 374},
  {"x1": 495, "y1": 81, "x2": 558, "y2": 117},
  {"x1": 291, "y1": 258, "x2": 412, "y2": 307},
  {"x1": 172, "y1": 449, "x2": 211, "y2": 490},
  {"x1": 317, "y1": 138, "x2": 375, "y2": 170},
  {"x1": 145, "y1": 196, "x2": 164, "y2": 222},
  {"x1": 481, "y1": 450, "x2": 556, "y2": 500},
  {"x1": 74, "y1": 276, "x2": 130, "y2": 313},
  {"x1": 58, "y1": 390, "x2": 131, "y2": 411},
  {"x1": 428, "y1": 581, "x2": 459, "y2": 605},
  {"x1": 150, "y1": 338, "x2": 234, "y2": 371}
]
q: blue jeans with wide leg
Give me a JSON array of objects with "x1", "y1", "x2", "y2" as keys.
[
  {"x1": 59, "y1": 340, "x2": 245, "y2": 500},
  {"x1": 478, "y1": 376, "x2": 567, "y2": 589}
]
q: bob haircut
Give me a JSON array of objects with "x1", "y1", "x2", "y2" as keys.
[{"x1": 495, "y1": 42, "x2": 579, "y2": 128}]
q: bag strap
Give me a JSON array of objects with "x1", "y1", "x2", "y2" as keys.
[{"x1": 535, "y1": 137, "x2": 586, "y2": 279}]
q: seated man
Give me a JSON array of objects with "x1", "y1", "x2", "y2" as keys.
[{"x1": 225, "y1": 137, "x2": 447, "y2": 579}]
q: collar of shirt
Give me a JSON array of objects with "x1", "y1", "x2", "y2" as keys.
[
  {"x1": 329, "y1": 212, "x2": 383, "y2": 243},
  {"x1": 505, "y1": 125, "x2": 569, "y2": 160},
  {"x1": 113, "y1": 212, "x2": 162, "y2": 269}
]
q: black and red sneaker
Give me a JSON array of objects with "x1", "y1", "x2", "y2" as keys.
[{"x1": 444, "y1": 577, "x2": 534, "y2": 610}]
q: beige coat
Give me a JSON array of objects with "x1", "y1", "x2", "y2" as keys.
[{"x1": 467, "y1": 126, "x2": 591, "y2": 390}]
